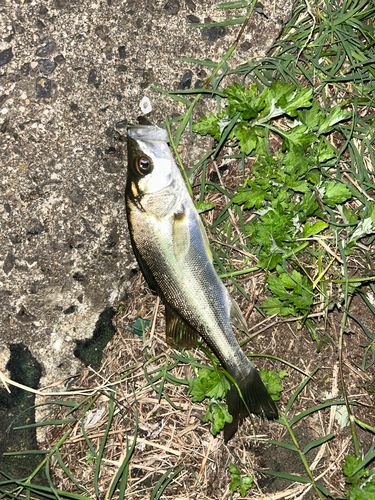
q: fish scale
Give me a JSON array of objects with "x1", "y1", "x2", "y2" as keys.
[{"x1": 126, "y1": 123, "x2": 277, "y2": 440}]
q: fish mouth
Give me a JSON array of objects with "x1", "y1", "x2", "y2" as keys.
[{"x1": 127, "y1": 125, "x2": 169, "y2": 142}]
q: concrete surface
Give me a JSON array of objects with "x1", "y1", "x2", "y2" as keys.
[{"x1": 0, "y1": 0, "x2": 293, "y2": 391}]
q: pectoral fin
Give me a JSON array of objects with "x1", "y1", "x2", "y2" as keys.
[
  {"x1": 165, "y1": 303, "x2": 200, "y2": 349},
  {"x1": 173, "y1": 212, "x2": 190, "y2": 262}
]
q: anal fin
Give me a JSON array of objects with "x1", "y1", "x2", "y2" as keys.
[{"x1": 165, "y1": 303, "x2": 200, "y2": 350}]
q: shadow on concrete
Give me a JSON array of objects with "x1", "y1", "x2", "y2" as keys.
[
  {"x1": 0, "y1": 344, "x2": 48, "y2": 488},
  {"x1": 74, "y1": 307, "x2": 117, "y2": 370}
]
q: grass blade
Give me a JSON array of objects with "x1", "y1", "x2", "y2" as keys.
[
  {"x1": 302, "y1": 433, "x2": 335, "y2": 454},
  {"x1": 268, "y1": 440, "x2": 298, "y2": 452},
  {"x1": 255, "y1": 470, "x2": 312, "y2": 483}
]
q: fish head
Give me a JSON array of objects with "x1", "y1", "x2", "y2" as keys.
[{"x1": 127, "y1": 125, "x2": 176, "y2": 196}]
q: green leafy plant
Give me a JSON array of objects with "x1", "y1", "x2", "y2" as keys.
[
  {"x1": 192, "y1": 81, "x2": 358, "y2": 331},
  {"x1": 203, "y1": 399, "x2": 233, "y2": 436},
  {"x1": 343, "y1": 454, "x2": 375, "y2": 500},
  {"x1": 188, "y1": 365, "x2": 285, "y2": 436},
  {"x1": 188, "y1": 367, "x2": 232, "y2": 435},
  {"x1": 228, "y1": 463, "x2": 254, "y2": 497},
  {"x1": 260, "y1": 368, "x2": 288, "y2": 401},
  {"x1": 188, "y1": 367, "x2": 230, "y2": 402}
]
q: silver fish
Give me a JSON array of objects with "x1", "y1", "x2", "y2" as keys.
[{"x1": 126, "y1": 124, "x2": 277, "y2": 440}]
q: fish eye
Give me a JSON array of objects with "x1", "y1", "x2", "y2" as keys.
[{"x1": 135, "y1": 156, "x2": 152, "y2": 175}]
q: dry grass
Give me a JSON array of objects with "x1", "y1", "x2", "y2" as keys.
[{"x1": 36, "y1": 256, "x2": 374, "y2": 499}]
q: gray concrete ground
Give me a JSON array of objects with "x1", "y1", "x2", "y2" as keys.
[{"x1": 0, "y1": 0, "x2": 292, "y2": 392}]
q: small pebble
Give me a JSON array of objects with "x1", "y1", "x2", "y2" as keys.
[
  {"x1": 38, "y1": 59, "x2": 56, "y2": 75},
  {"x1": 87, "y1": 68, "x2": 101, "y2": 87},
  {"x1": 178, "y1": 70, "x2": 193, "y2": 90},
  {"x1": 54, "y1": 54, "x2": 65, "y2": 65},
  {"x1": 164, "y1": 0, "x2": 180, "y2": 15},
  {"x1": 187, "y1": 15, "x2": 199, "y2": 23},
  {"x1": 115, "y1": 119, "x2": 128, "y2": 129},
  {"x1": 20, "y1": 63, "x2": 30, "y2": 76},
  {"x1": 203, "y1": 26, "x2": 226, "y2": 42},
  {"x1": 118, "y1": 46, "x2": 126, "y2": 59},
  {"x1": 0, "y1": 48, "x2": 13, "y2": 67},
  {"x1": 186, "y1": 0, "x2": 196, "y2": 11},
  {"x1": 35, "y1": 77, "x2": 52, "y2": 100},
  {"x1": 35, "y1": 41, "x2": 56, "y2": 57},
  {"x1": 95, "y1": 25, "x2": 109, "y2": 41},
  {"x1": 28, "y1": 222, "x2": 44, "y2": 235}
]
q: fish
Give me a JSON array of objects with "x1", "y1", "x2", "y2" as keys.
[{"x1": 126, "y1": 123, "x2": 277, "y2": 441}]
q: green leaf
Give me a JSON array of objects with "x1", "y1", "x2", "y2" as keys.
[
  {"x1": 267, "y1": 275, "x2": 291, "y2": 300},
  {"x1": 260, "y1": 368, "x2": 288, "y2": 401},
  {"x1": 335, "y1": 405, "x2": 350, "y2": 429},
  {"x1": 261, "y1": 296, "x2": 296, "y2": 316},
  {"x1": 288, "y1": 180, "x2": 311, "y2": 193},
  {"x1": 233, "y1": 184, "x2": 268, "y2": 209},
  {"x1": 323, "y1": 182, "x2": 352, "y2": 207},
  {"x1": 188, "y1": 18, "x2": 246, "y2": 28},
  {"x1": 283, "y1": 149, "x2": 309, "y2": 175},
  {"x1": 306, "y1": 168, "x2": 320, "y2": 184},
  {"x1": 85, "y1": 450, "x2": 96, "y2": 465},
  {"x1": 268, "y1": 439, "x2": 298, "y2": 452},
  {"x1": 348, "y1": 218, "x2": 374, "y2": 243},
  {"x1": 317, "y1": 482, "x2": 333, "y2": 497},
  {"x1": 338, "y1": 205, "x2": 357, "y2": 224},
  {"x1": 318, "y1": 107, "x2": 352, "y2": 134},
  {"x1": 203, "y1": 399, "x2": 232, "y2": 435},
  {"x1": 347, "y1": 479, "x2": 375, "y2": 500},
  {"x1": 302, "y1": 221, "x2": 329, "y2": 238},
  {"x1": 283, "y1": 87, "x2": 313, "y2": 117},
  {"x1": 216, "y1": 1, "x2": 249, "y2": 9},
  {"x1": 302, "y1": 433, "x2": 335, "y2": 454},
  {"x1": 194, "y1": 201, "x2": 215, "y2": 213},
  {"x1": 317, "y1": 137, "x2": 337, "y2": 162},
  {"x1": 258, "y1": 470, "x2": 312, "y2": 483},
  {"x1": 233, "y1": 123, "x2": 257, "y2": 155},
  {"x1": 281, "y1": 125, "x2": 318, "y2": 151},
  {"x1": 302, "y1": 100, "x2": 321, "y2": 130},
  {"x1": 188, "y1": 368, "x2": 230, "y2": 402},
  {"x1": 368, "y1": 202, "x2": 375, "y2": 226},
  {"x1": 343, "y1": 455, "x2": 369, "y2": 485},
  {"x1": 192, "y1": 112, "x2": 220, "y2": 139},
  {"x1": 280, "y1": 268, "x2": 304, "y2": 290},
  {"x1": 127, "y1": 317, "x2": 150, "y2": 337},
  {"x1": 225, "y1": 82, "x2": 263, "y2": 119},
  {"x1": 228, "y1": 463, "x2": 254, "y2": 497}
]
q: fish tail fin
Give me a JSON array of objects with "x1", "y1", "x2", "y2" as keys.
[{"x1": 224, "y1": 368, "x2": 278, "y2": 442}]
